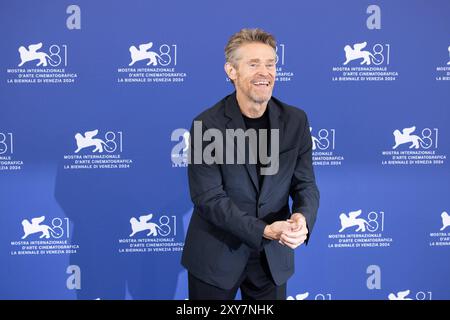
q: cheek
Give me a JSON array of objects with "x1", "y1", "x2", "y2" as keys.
[{"x1": 237, "y1": 74, "x2": 251, "y2": 85}]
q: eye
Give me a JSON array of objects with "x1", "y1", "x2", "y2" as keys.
[{"x1": 249, "y1": 63, "x2": 258, "y2": 68}]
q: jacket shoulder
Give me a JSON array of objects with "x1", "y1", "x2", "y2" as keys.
[
  {"x1": 192, "y1": 95, "x2": 229, "y2": 123},
  {"x1": 271, "y1": 96, "x2": 308, "y2": 122}
]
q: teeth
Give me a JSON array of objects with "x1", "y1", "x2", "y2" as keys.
[{"x1": 254, "y1": 81, "x2": 269, "y2": 85}]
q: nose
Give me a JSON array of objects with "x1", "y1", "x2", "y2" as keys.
[{"x1": 256, "y1": 64, "x2": 271, "y2": 76}]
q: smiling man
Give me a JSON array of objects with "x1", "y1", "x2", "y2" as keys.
[{"x1": 181, "y1": 28, "x2": 320, "y2": 300}]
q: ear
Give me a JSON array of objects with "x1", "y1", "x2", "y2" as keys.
[{"x1": 224, "y1": 62, "x2": 237, "y2": 82}]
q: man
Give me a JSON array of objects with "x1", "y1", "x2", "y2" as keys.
[{"x1": 181, "y1": 28, "x2": 319, "y2": 300}]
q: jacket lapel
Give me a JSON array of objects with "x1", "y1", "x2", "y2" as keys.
[{"x1": 224, "y1": 92, "x2": 260, "y2": 193}]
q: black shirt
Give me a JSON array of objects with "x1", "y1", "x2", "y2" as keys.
[{"x1": 242, "y1": 107, "x2": 270, "y2": 189}]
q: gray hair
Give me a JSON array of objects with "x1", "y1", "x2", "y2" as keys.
[{"x1": 225, "y1": 28, "x2": 276, "y2": 66}]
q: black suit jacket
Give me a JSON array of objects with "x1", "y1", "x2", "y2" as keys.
[{"x1": 181, "y1": 92, "x2": 319, "y2": 290}]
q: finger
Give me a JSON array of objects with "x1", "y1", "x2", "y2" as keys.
[
  {"x1": 286, "y1": 240, "x2": 301, "y2": 249},
  {"x1": 283, "y1": 230, "x2": 308, "y2": 238},
  {"x1": 286, "y1": 219, "x2": 298, "y2": 228},
  {"x1": 281, "y1": 234, "x2": 307, "y2": 246},
  {"x1": 281, "y1": 231, "x2": 301, "y2": 239},
  {"x1": 286, "y1": 220, "x2": 302, "y2": 232},
  {"x1": 279, "y1": 240, "x2": 296, "y2": 249},
  {"x1": 279, "y1": 238, "x2": 296, "y2": 249},
  {"x1": 284, "y1": 242, "x2": 297, "y2": 249},
  {"x1": 280, "y1": 234, "x2": 300, "y2": 245},
  {"x1": 292, "y1": 213, "x2": 306, "y2": 221},
  {"x1": 285, "y1": 223, "x2": 298, "y2": 233},
  {"x1": 294, "y1": 218, "x2": 306, "y2": 227},
  {"x1": 291, "y1": 224, "x2": 308, "y2": 234}
]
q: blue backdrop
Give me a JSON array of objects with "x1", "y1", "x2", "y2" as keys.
[{"x1": 1, "y1": 0, "x2": 449, "y2": 300}]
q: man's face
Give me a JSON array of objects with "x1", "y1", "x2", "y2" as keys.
[{"x1": 226, "y1": 42, "x2": 276, "y2": 104}]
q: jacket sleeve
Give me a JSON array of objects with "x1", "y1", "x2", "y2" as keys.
[
  {"x1": 187, "y1": 120, "x2": 267, "y2": 250},
  {"x1": 289, "y1": 114, "x2": 320, "y2": 243}
]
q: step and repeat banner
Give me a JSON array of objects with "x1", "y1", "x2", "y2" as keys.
[{"x1": 1, "y1": 0, "x2": 449, "y2": 300}]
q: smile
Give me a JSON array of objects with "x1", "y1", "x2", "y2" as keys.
[{"x1": 252, "y1": 80, "x2": 270, "y2": 86}]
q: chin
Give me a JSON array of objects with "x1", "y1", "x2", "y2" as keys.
[{"x1": 251, "y1": 93, "x2": 272, "y2": 104}]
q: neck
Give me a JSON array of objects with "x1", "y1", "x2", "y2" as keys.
[{"x1": 236, "y1": 90, "x2": 268, "y2": 118}]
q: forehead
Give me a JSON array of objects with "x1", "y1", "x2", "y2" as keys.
[{"x1": 235, "y1": 42, "x2": 276, "y2": 61}]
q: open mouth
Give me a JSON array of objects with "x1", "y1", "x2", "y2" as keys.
[{"x1": 252, "y1": 80, "x2": 270, "y2": 87}]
